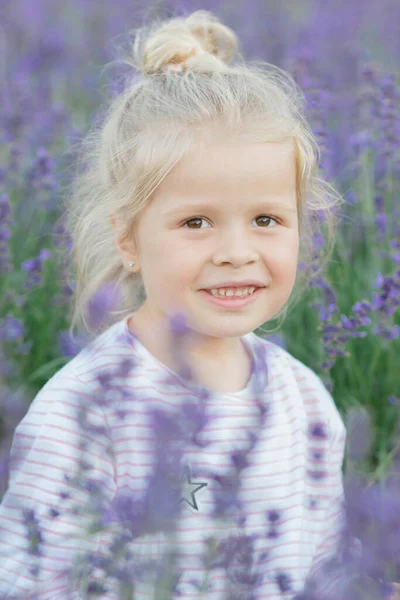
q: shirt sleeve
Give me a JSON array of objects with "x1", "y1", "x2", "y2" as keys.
[
  {"x1": 305, "y1": 377, "x2": 362, "y2": 598},
  {"x1": 0, "y1": 374, "x2": 117, "y2": 599}
]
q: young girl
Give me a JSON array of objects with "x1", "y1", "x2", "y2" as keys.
[{"x1": 0, "y1": 9, "x2": 361, "y2": 600}]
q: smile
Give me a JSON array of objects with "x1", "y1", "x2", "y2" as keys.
[{"x1": 199, "y1": 287, "x2": 264, "y2": 309}]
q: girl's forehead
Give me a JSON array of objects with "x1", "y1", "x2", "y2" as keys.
[
  {"x1": 160, "y1": 140, "x2": 296, "y2": 191},
  {"x1": 150, "y1": 144, "x2": 298, "y2": 219}
]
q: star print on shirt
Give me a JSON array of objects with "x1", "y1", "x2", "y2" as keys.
[{"x1": 179, "y1": 462, "x2": 208, "y2": 511}]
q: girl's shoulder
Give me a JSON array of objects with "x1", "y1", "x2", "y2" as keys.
[
  {"x1": 252, "y1": 333, "x2": 346, "y2": 440},
  {"x1": 251, "y1": 332, "x2": 320, "y2": 385},
  {"x1": 15, "y1": 320, "x2": 134, "y2": 444},
  {"x1": 30, "y1": 319, "x2": 132, "y2": 405}
]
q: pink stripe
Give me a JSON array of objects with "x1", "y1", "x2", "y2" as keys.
[
  {"x1": 104, "y1": 377, "x2": 324, "y2": 401},
  {"x1": 114, "y1": 464, "x2": 342, "y2": 489},
  {"x1": 4, "y1": 477, "x2": 341, "y2": 530},
  {"x1": 114, "y1": 442, "x2": 343, "y2": 465},
  {"x1": 79, "y1": 367, "x2": 291, "y2": 394},
  {"x1": 40, "y1": 386, "x2": 95, "y2": 400},
  {"x1": 15, "y1": 430, "x2": 110, "y2": 452},
  {"x1": 1, "y1": 497, "x2": 91, "y2": 521},
  {"x1": 1, "y1": 471, "x2": 115, "y2": 497},
  {"x1": 36, "y1": 401, "x2": 109, "y2": 426},
  {"x1": 109, "y1": 400, "x2": 305, "y2": 427},
  {"x1": 0, "y1": 502, "x2": 342, "y2": 555},
  {"x1": 5, "y1": 456, "x2": 112, "y2": 481},
  {"x1": 113, "y1": 414, "x2": 305, "y2": 441},
  {"x1": 114, "y1": 463, "x2": 343, "y2": 484},
  {"x1": 112, "y1": 485, "x2": 340, "y2": 522},
  {"x1": 10, "y1": 452, "x2": 109, "y2": 478}
]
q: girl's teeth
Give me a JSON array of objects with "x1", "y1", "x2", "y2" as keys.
[{"x1": 208, "y1": 286, "x2": 256, "y2": 297}]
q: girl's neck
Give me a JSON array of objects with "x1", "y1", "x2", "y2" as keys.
[{"x1": 127, "y1": 312, "x2": 252, "y2": 393}]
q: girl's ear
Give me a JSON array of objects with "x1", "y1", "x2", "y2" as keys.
[{"x1": 109, "y1": 215, "x2": 137, "y2": 260}]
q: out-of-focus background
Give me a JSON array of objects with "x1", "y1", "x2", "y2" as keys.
[{"x1": 0, "y1": 0, "x2": 399, "y2": 481}]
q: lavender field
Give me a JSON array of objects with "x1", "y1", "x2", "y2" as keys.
[{"x1": 0, "y1": 0, "x2": 400, "y2": 597}]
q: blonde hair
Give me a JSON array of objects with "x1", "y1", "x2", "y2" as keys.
[{"x1": 60, "y1": 9, "x2": 345, "y2": 341}]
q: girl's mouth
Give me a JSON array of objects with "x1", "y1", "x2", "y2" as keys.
[{"x1": 199, "y1": 287, "x2": 264, "y2": 309}]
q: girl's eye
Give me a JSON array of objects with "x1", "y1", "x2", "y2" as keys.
[
  {"x1": 182, "y1": 217, "x2": 209, "y2": 229},
  {"x1": 253, "y1": 215, "x2": 280, "y2": 228},
  {"x1": 182, "y1": 215, "x2": 280, "y2": 229}
]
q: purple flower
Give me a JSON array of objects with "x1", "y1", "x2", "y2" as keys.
[
  {"x1": 309, "y1": 422, "x2": 328, "y2": 440},
  {"x1": 210, "y1": 472, "x2": 243, "y2": 519},
  {"x1": 224, "y1": 533, "x2": 263, "y2": 587},
  {"x1": 180, "y1": 401, "x2": 211, "y2": 447},
  {"x1": 86, "y1": 283, "x2": 122, "y2": 331},
  {"x1": 276, "y1": 572, "x2": 292, "y2": 593},
  {"x1": 22, "y1": 508, "x2": 44, "y2": 557},
  {"x1": 0, "y1": 315, "x2": 25, "y2": 341},
  {"x1": 169, "y1": 311, "x2": 190, "y2": 338},
  {"x1": 231, "y1": 447, "x2": 251, "y2": 472},
  {"x1": 150, "y1": 407, "x2": 183, "y2": 444},
  {"x1": 266, "y1": 509, "x2": 281, "y2": 523}
]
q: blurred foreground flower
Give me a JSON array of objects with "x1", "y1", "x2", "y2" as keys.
[{"x1": 1, "y1": 304, "x2": 400, "y2": 598}]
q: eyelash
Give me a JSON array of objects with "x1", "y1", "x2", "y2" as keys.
[{"x1": 181, "y1": 215, "x2": 281, "y2": 229}]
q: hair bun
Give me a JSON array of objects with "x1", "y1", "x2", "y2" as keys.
[{"x1": 132, "y1": 10, "x2": 239, "y2": 75}]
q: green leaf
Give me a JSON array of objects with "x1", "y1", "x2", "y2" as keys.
[{"x1": 27, "y1": 356, "x2": 69, "y2": 383}]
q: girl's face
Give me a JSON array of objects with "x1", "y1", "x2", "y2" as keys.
[{"x1": 117, "y1": 139, "x2": 299, "y2": 352}]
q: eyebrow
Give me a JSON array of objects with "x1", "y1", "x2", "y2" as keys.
[{"x1": 164, "y1": 201, "x2": 297, "y2": 216}]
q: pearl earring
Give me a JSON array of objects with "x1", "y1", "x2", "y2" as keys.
[{"x1": 128, "y1": 260, "x2": 135, "y2": 268}]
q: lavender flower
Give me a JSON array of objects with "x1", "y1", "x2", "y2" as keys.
[{"x1": 1, "y1": 2, "x2": 400, "y2": 598}]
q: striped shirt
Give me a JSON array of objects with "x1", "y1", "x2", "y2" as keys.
[{"x1": 0, "y1": 313, "x2": 350, "y2": 599}]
